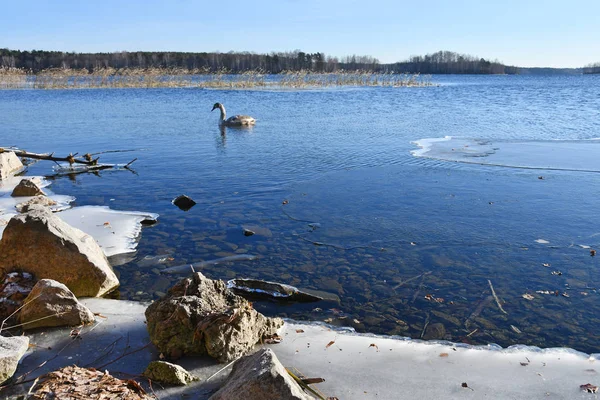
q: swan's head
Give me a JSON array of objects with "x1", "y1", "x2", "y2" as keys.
[{"x1": 211, "y1": 103, "x2": 222, "y2": 112}]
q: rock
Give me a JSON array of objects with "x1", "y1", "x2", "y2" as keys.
[
  {"x1": 19, "y1": 279, "x2": 95, "y2": 330},
  {"x1": 28, "y1": 366, "x2": 153, "y2": 399},
  {"x1": 15, "y1": 195, "x2": 57, "y2": 213},
  {"x1": 11, "y1": 178, "x2": 45, "y2": 197},
  {"x1": 210, "y1": 348, "x2": 314, "y2": 400},
  {"x1": 0, "y1": 336, "x2": 29, "y2": 384},
  {"x1": 143, "y1": 361, "x2": 196, "y2": 386},
  {"x1": 0, "y1": 271, "x2": 36, "y2": 326},
  {"x1": 0, "y1": 205, "x2": 119, "y2": 297},
  {"x1": 172, "y1": 195, "x2": 196, "y2": 211},
  {"x1": 423, "y1": 322, "x2": 446, "y2": 340},
  {"x1": 243, "y1": 228, "x2": 255, "y2": 236},
  {"x1": 145, "y1": 272, "x2": 283, "y2": 362},
  {"x1": 0, "y1": 151, "x2": 23, "y2": 180}
]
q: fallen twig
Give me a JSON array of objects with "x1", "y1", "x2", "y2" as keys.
[{"x1": 488, "y1": 279, "x2": 508, "y2": 314}]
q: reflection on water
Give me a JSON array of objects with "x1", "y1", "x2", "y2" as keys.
[{"x1": 2, "y1": 75, "x2": 600, "y2": 353}]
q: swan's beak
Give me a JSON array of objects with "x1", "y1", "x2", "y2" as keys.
[{"x1": 211, "y1": 105, "x2": 217, "y2": 111}]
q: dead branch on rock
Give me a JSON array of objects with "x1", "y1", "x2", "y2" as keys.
[{"x1": 1, "y1": 147, "x2": 137, "y2": 173}]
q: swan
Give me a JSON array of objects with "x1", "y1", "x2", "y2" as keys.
[{"x1": 211, "y1": 103, "x2": 255, "y2": 126}]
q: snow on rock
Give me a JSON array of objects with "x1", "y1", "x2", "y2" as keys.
[{"x1": 0, "y1": 151, "x2": 23, "y2": 180}]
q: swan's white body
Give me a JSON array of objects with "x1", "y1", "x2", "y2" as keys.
[{"x1": 212, "y1": 103, "x2": 255, "y2": 126}]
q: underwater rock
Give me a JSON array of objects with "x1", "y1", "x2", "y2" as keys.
[
  {"x1": 172, "y1": 195, "x2": 196, "y2": 211},
  {"x1": 145, "y1": 272, "x2": 283, "y2": 362},
  {"x1": 11, "y1": 178, "x2": 45, "y2": 197},
  {"x1": 143, "y1": 361, "x2": 196, "y2": 386},
  {"x1": 227, "y1": 278, "x2": 337, "y2": 303},
  {"x1": 209, "y1": 348, "x2": 313, "y2": 400},
  {"x1": 0, "y1": 151, "x2": 23, "y2": 180},
  {"x1": 0, "y1": 336, "x2": 29, "y2": 385},
  {"x1": 0, "y1": 205, "x2": 119, "y2": 297},
  {"x1": 423, "y1": 323, "x2": 446, "y2": 340},
  {"x1": 19, "y1": 279, "x2": 95, "y2": 330}
]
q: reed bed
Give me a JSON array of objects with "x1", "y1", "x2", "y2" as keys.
[{"x1": 0, "y1": 67, "x2": 433, "y2": 90}]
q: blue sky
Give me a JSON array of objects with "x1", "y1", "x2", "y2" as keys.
[{"x1": 1, "y1": 0, "x2": 598, "y2": 68}]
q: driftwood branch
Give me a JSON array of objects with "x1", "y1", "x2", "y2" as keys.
[
  {"x1": 1, "y1": 148, "x2": 99, "y2": 166},
  {"x1": 1, "y1": 147, "x2": 138, "y2": 175}
]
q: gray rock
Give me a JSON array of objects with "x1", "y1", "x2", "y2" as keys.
[
  {"x1": 0, "y1": 151, "x2": 23, "y2": 180},
  {"x1": 423, "y1": 322, "x2": 446, "y2": 340},
  {"x1": 15, "y1": 195, "x2": 57, "y2": 213},
  {"x1": 0, "y1": 336, "x2": 29, "y2": 384},
  {"x1": 0, "y1": 205, "x2": 119, "y2": 297},
  {"x1": 143, "y1": 361, "x2": 196, "y2": 386},
  {"x1": 19, "y1": 279, "x2": 96, "y2": 330},
  {"x1": 11, "y1": 178, "x2": 45, "y2": 197},
  {"x1": 145, "y1": 272, "x2": 283, "y2": 362},
  {"x1": 210, "y1": 348, "x2": 314, "y2": 400}
]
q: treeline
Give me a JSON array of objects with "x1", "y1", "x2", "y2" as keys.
[
  {"x1": 0, "y1": 48, "x2": 379, "y2": 74},
  {"x1": 0, "y1": 48, "x2": 515, "y2": 75},
  {"x1": 387, "y1": 51, "x2": 518, "y2": 74},
  {"x1": 583, "y1": 63, "x2": 600, "y2": 74}
]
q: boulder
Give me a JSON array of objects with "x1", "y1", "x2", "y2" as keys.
[
  {"x1": 0, "y1": 271, "x2": 36, "y2": 326},
  {"x1": 11, "y1": 178, "x2": 45, "y2": 197},
  {"x1": 0, "y1": 205, "x2": 119, "y2": 297},
  {"x1": 143, "y1": 361, "x2": 196, "y2": 386},
  {"x1": 0, "y1": 151, "x2": 23, "y2": 180},
  {"x1": 210, "y1": 348, "x2": 314, "y2": 400},
  {"x1": 145, "y1": 272, "x2": 283, "y2": 362},
  {"x1": 19, "y1": 279, "x2": 95, "y2": 330},
  {"x1": 0, "y1": 336, "x2": 29, "y2": 384},
  {"x1": 15, "y1": 195, "x2": 57, "y2": 213}
]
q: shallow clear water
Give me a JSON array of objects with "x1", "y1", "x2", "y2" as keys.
[{"x1": 2, "y1": 74, "x2": 600, "y2": 352}]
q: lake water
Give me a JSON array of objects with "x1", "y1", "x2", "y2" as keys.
[{"x1": 2, "y1": 74, "x2": 600, "y2": 352}]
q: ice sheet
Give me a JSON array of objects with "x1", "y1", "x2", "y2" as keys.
[
  {"x1": 6, "y1": 298, "x2": 599, "y2": 400},
  {"x1": 412, "y1": 136, "x2": 600, "y2": 172},
  {"x1": 58, "y1": 206, "x2": 159, "y2": 257}
]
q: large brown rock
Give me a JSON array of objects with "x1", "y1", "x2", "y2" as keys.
[
  {"x1": 210, "y1": 348, "x2": 314, "y2": 400},
  {"x1": 0, "y1": 205, "x2": 119, "y2": 297},
  {"x1": 0, "y1": 151, "x2": 23, "y2": 180},
  {"x1": 145, "y1": 272, "x2": 283, "y2": 362},
  {"x1": 11, "y1": 178, "x2": 45, "y2": 197},
  {"x1": 19, "y1": 279, "x2": 95, "y2": 330}
]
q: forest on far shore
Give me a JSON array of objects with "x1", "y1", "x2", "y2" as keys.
[{"x1": 0, "y1": 49, "x2": 520, "y2": 75}]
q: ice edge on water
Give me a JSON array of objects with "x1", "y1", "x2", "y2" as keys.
[
  {"x1": 0, "y1": 175, "x2": 158, "y2": 258},
  {"x1": 411, "y1": 136, "x2": 600, "y2": 172}
]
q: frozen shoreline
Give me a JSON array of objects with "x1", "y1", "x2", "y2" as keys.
[{"x1": 6, "y1": 298, "x2": 599, "y2": 399}]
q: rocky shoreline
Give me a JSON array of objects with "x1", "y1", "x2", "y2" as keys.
[{"x1": 2, "y1": 151, "x2": 599, "y2": 399}]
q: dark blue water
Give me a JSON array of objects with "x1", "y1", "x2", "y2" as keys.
[{"x1": 2, "y1": 74, "x2": 600, "y2": 352}]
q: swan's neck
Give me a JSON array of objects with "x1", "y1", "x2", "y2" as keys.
[{"x1": 218, "y1": 105, "x2": 226, "y2": 122}]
